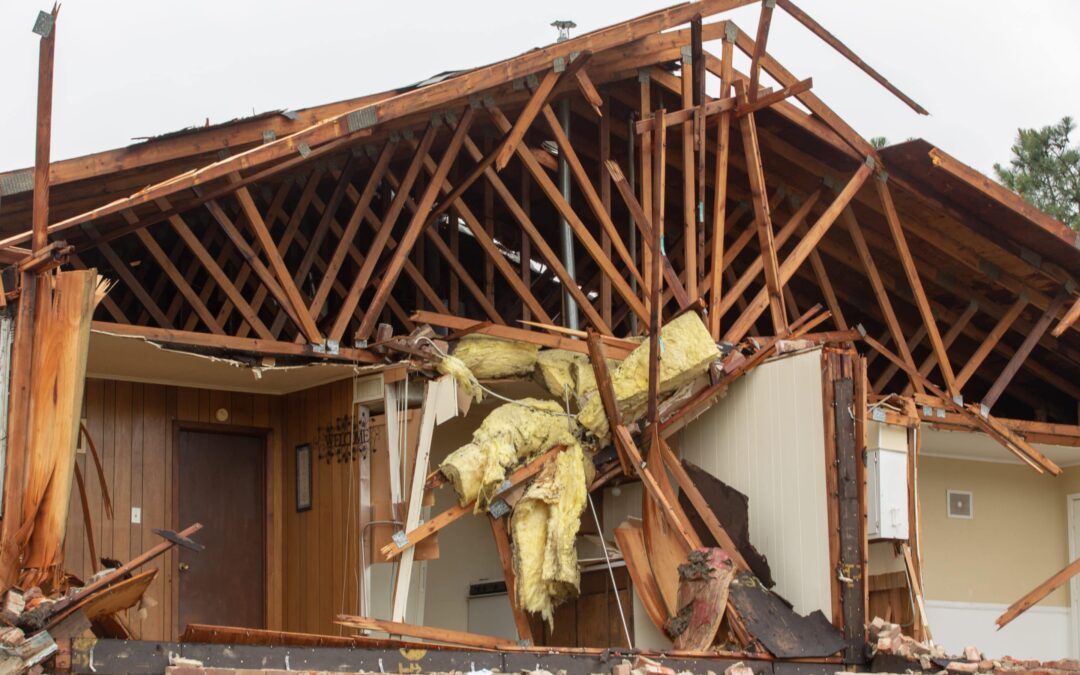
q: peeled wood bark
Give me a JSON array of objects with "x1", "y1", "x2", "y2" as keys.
[{"x1": 17, "y1": 270, "x2": 98, "y2": 588}]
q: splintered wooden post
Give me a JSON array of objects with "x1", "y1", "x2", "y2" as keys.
[
  {"x1": 586, "y1": 330, "x2": 632, "y2": 475},
  {"x1": 489, "y1": 516, "x2": 533, "y2": 644},
  {"x1": 31, "y1": 6, "x2": 59, "y2": 253}
]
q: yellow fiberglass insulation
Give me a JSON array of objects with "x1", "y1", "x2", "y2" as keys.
[
  {"x1": 535, "y1": 349, "x2": 620, "y2": 405},
  {"x1": 436, "y1": 353, "x2": 483, "y2": 403},
  {"x1": 511, "y1": 443, "x2": 591, "y2": 626},
  {"x1": 451, "y1": 334, "x2": 539, "y2": 380},
  {"x1": 439, "y1": 398, "x2": 578, "y2": 510},
  {"x1": 577, "y1": 311, "x2": 720, "y2": 445}
]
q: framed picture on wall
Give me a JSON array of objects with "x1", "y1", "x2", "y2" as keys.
[{"x1": 296, "y1": 443, "x2": 312, "y2": 512}]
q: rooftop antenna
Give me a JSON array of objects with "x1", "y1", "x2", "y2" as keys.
[{"x1": 551, "y1": 20, "x2": 576, "y2": 42}]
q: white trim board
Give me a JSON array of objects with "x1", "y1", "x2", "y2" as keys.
[{"x1": 925, "y1": 599, "x2": 1069, "y2": 660}]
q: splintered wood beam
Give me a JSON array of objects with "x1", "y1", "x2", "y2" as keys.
[
  {"x1": 125, "y1": 212, "x2": 224, "y2": 335},
  {"x1": 709, "y1": 34, "x2": 736, "y2": 339},
  {"x1": 489, "y1": 516, "x2": 534, "y2": 644},
  {"x1": 656, "y1": 438, "x2": 750, "y2": 571},
  {"x1": 70, "y1": 254, "x2": 127, "y2": 322},
  {"x1": 157, "y1": 197, "x2": 274, "y2": 340},
  {"x1": 488, "y1": 105, "x2": 650, "y2": 327},
  {"x1": 604, "y1": 161, "x2": 690, "y2": 309},
  {"x1": 954, "y1": 296, "x2": 1027, "y2": 391},
  {"x1": 308, "y1": 143, "x2": 394, "y2": 318},
  {"x1": 876, "y1": 178, "x2": 958, "y2": 395},
  {"x1": 735, "y1": 79, "x2": 786, "y2": 333},
  {"x1": 586, "y1": 331, "x2": 632, "y2": 476},
  {"x1": 464, "y1": 134, "x2": 610, "y2": 333},
  {"x1": 356, "y1": 108, "x2": 476, "y2": 341},
  {"x1": 81, "y1": 223, "x2": 173, "y2": 328},
  {"x1": 1053, "y1": 296, "x2": 1080, "y2": 338},
  {"x1": 842, "y1": 207, "x2": 923, "y2": 394},
  {"x1": 724, "y1": 160, "x2": 872, "y2": 343},
  {"x1": 328, "y1": 123, "x2": 438, "y2": 342},
  {"x1": 748, "y1": 0, "x2": 776, "y2": 100},
  {"x1": 776, "y1": 0, "x2": 928, "y2": 114},
  {"x1": 576, "y1": 68, "x2": 604, "y2": 117},
  {"x1": 540, "y1": 105, "x2": 645, "y2": 291},
  {"x1": 981, "y1": 289, "x2": 1070, "y2": 412},
  {"x1": 997, "y1": 555, "x2": 1080, "y2": 630},
  {"x1": 233, "y1": 185, "x2": 323, "y2": 343}
]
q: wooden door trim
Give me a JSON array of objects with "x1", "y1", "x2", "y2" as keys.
[{"x1": 171, "y1": 420, "x2": 277, "y2": 637}]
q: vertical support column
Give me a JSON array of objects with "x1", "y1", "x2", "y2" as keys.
[
  {"x1": 31, "y1": 6, "x2": 58, "y2": 252},
  {"x1": 825, "y1": 349, "x2": 865, "y2": 664},
  {"x1": 520, "y1": 174, "x2": 531, "y2": 323},
  {"x1": 599, "y1": 94, "x2": 613, "y2": 328},
  {"x1": 639, "y1": 70, "x2": 653, "y2": 313},
  {"x1": 680, "y1": 48, "x2": 697, "y2": 300},
  {"x1": 557, "y1": 98, "x2": 579, "y2": 330}
]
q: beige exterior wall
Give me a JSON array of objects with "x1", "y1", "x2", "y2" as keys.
[{"x1": 918, "y1": 456, "x2": 1075, "y2": 607}]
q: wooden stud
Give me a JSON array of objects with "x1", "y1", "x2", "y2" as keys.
[
  {"x1": 489, "y1": 516, "x2": 534, "y2": 644},
  {"x1": 709, "y1": 36, "x2": 735, "y2": 339},
  {"x1": 748, "y1": 0, "x2": 776, "y2": 100}
]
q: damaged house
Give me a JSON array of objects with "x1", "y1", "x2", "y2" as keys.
[{"x1": 0, "y1": 0, "x2": 1079, "y2": 672}]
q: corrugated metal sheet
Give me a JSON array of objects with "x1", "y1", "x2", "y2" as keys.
[{"x1": 674, "y1": 347, "x2": 831, "y2": 619}]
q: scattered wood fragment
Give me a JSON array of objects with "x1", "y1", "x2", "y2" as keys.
[
  {"x1": 335, "y1": 615, "x2": 519, "y2": 649},
  {"x1": 665, "y1": 548, "x2": 736, "y2": 651},
  {"x1": 996, "y1": 554, "x2": 1080, "y2": 629}
]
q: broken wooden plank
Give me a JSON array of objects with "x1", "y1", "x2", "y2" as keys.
[
  {"x1": 335, "y1": 615, "x2": 518, "y2": 649},
  {"x1": 996, "y1": 554, "x2": 1080, "y2": 629},
  {"x1": 665, "y1": 548, "x2": 736, "y2": 651}
]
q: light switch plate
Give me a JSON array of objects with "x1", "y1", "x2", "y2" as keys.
[{"x1": 131, "y1": 507, "x2": 141, "y2": 524}]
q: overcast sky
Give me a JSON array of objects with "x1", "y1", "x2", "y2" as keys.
[{"x1": 1, "y1": 0, "x2": 1078, "y2": 179}]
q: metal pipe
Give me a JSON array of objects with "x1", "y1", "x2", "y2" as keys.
[{"x1": 558, "y1": 97, "x2": 579, "y2": 330}]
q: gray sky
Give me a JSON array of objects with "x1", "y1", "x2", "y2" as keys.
[{"x1": 2, "y1": 0, "x2": 1078, "y2": 179}]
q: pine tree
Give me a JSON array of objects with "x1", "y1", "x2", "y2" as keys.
[{"x1": 994, "y1": 116, "x2": 1080, "y2": 231}]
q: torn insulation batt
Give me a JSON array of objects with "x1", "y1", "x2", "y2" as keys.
[
  {"x1": 451, "y1": 334, "x2": 539, "y2": 379},
  {"x1": 511, "y1": 443, "x2": 592, "y2": 626},
  {"x1": 577, "y1": 311, "x2": 720, "y2": 444},
  {"x1": 439, "y1": 398, "x2": 578, "y2": 511}
]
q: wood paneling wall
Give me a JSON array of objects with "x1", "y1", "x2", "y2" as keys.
[
  {"x1": 62, "y1": 378, "x2": 284, "y2": 641},
  {"x1": 63, "y1": 375, "x2": 413, "y2": 640}
]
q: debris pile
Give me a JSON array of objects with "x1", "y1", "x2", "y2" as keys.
[{"x1": 869, "y1": 617, "x2": 1080, "y2": 674}]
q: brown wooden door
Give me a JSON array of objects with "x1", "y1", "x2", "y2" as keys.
[{"x1": 178, "y1": 428, "x2": 266, "y2": 631}]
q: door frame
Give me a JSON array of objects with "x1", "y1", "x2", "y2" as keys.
[
  {"x1": 172, "y1": 420, "x2": 278, "y2": 636},
  {"x1": 1066, "y1": 492, "x2": 1080, "y2": 658}
]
